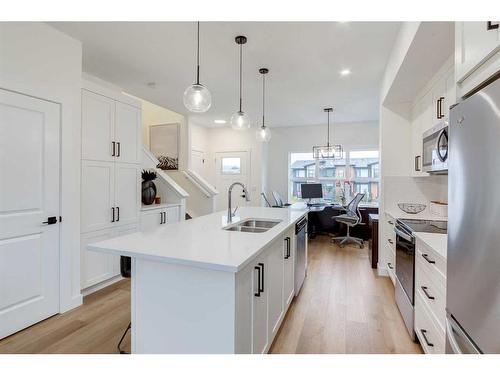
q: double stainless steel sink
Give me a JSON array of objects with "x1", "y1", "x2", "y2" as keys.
[{"x1": 224, "y1": 218, "x2": 282, "y2": 233}]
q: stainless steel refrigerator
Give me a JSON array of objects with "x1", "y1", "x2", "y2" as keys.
[{"x1": 447, "y1": 77, "x2": 500, "y2": 354}]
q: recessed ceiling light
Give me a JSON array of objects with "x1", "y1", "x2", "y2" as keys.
[
  {"x1": 214, "y1": 119, "x2": 227, "y2": 124},
  {"x1": 340, "y1": 69, "x2": 351, "y2": 76}
]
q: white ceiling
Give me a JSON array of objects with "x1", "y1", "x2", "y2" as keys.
[{"x1": 51, "y1": 22, "x2": 401, "y2": 127}]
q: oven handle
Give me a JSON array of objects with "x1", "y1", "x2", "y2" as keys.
[{"x1": 394, "y1": 226, "x2": 414, "y2": 243}]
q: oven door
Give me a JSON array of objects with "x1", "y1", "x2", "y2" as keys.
[
  {"x1": 394, "y1": 224, "x2": 415, "y2": 305},
  {"x1": 422, "y1": 123, "x2": 448, "y2": 173}
]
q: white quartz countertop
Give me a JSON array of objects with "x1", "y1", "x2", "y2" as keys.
[
  {"x1": 414, "y1": 232, "x2": 447, "y2": 259},
  {"x1": 87, "y1": 206, "x2": 308, "y2": 273},
  {"x1": 385, "y1": 209, "x2": 448, "y2": 222}
]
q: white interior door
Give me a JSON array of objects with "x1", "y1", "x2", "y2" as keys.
[
  {"x1": 115, "y1": 101, "x2": 140, "y2": 164},
  {"x1": 0, "y1": 89, "x2": 60, "y2": 339},
  {"x1": 215, "y1": 151, "x2": 250, "y2": 211},
  {"x1": 191, "y1": 149, "x2": 206, "y2": 180}
]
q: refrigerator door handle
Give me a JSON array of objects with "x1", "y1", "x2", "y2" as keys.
[
  {"x1": 446, "y1": 318, "x2": 463, "y2": 354},
  {"x1": 446, "y1": 315, "x2": 481, "y2": 354}
]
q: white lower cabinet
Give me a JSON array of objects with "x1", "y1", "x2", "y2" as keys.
[
  {"x1": 267, "y1": 237, "x2": 285, "y2": 340},
  {"x1": 140, "y1": 205, "x2": 181, "y2": 231},
  {"x1": 283, "y1": 229, "x2": 295, "y2": 310},
  {"x1": 234, "y1": 221, "x2": 304, "y2": 353},
  {"x1": 80, "y1": 224, "x2": 137, "y2": 290},
  {"x1": 414, "y1": 237, "x2": 447, "y2": 353},
  {"x1": 251, "y1": 252, "x2": 269, "y2": 354}
]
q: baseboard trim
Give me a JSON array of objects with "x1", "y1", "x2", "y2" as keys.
[
  {"x1": 81, "y1": 275, "x2": 123, "y2": 297},
  {"x1": 377, "y1": 264, "x2": 389, "y2": 277}
]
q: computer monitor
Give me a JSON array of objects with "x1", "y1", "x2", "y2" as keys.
[{"x1": 301, "y1": 183, "x2": 323, "y2": 199}]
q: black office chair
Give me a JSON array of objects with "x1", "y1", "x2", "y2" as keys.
[
  {"x1": 331, "y1": 193, "x2": 365, "y2": 248},
  {"x1": 117, "y1": 256, "x2": 131, "y2": 354}
]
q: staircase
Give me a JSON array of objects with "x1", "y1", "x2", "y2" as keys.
[{"x1": 142, "y1": 147, "x2": 218, "y2": 218}]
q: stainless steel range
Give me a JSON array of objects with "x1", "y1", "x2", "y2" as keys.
[{"x1": 394, "y1": 218, "x2": 447, "y2": 340}]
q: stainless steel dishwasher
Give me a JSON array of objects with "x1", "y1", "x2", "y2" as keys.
[{"x1": 295, "y1": 216, "x2": 308, "y2": 296}]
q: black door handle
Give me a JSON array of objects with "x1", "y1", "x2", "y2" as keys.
[
  {"x1": 111, "y1": 207, "x2": 115, "y2": 222},
  {"x1": 421, "y1": 286, "x2": 435, "y2": 300},
  {"x1": 439, "y1": 97, "x2": 445, "y2": 119},
  {"x1": 112, "y1": 141, "x2": 116, "y2": 156},
  {"x1": 487, "y1": 21, "x2": 499, "y2": 30},
  {"x1": 387, "y1": 262, "x2": 394, "y2": 270},
  {"x1": 116, "y1": 206, "x2": 120, "y2": 222},
  {"x1": 422, "y1": 253, "x2": 436, "y2": 264},
  {"x1": 42, "y1": 216, "x2": 57, "y2": 225},
  {"x1": 287, "y1": 237, "x2": 291, "y2": 259},
  {"x1": 254, "y1": 265, "x2": 261, "y2": 297},
  {"x1": 420, "y1": 329, "x2": 434, "y2": 347},
  {"x1": 258, "y1": 262, "x2": 264, "y2": 293}
]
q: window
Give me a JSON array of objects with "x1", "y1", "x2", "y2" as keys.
[
  {"x1": 347, "y1": 150, "x2": 380, "y2": 203},
  {"x1": 221, "y1": 157, "x2": 241, "y2": 174},
  {"x1": 288, "y1": 150, "x2": 379, "y2": 204}
]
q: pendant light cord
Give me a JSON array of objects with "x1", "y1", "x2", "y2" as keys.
[
  {"x1": 239, "y1": 42, "x2": 243, "y2": 112},
  {"x1": 196, "y1": 22, "x2": 200, "y2": 85},
  {"x1": 326, "y1": 110, "x2": 331, "y2": 147},
  {"x1": 262, "y1": 73, "x2": 266, "y2": 128}
]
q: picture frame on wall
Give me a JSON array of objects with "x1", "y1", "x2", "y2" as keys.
[{"x1": 150, "y1": 123, "x2": 179, "y2": 170}]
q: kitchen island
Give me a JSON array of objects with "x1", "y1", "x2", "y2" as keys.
[{"x1": 88, "y1": 205, "x2": 308, "y2": 354}]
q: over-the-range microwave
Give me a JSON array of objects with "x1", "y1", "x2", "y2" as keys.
[{"x1": 422, "y1": 121, "x2": 448, "y2": 174}]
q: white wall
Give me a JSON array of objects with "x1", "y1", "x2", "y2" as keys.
[
  {"x1": 0, "y1": 22, "x2": 83, "y2": 311},
  {"x1": 265, "y1": 122, "x2": 379, "y2": 201},
  {"x1": 133, "y1": 97, "x2": 189, "y2": 171}
]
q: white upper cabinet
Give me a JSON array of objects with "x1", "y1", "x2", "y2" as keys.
[
  {"x1": 456, "y1": 22, "x2": 500, "y2": 97},
  {"x1": 115, "y1": 101, "x2": 141, "y2": 164},
  {"x1": 410, "y1": 99, "x2": 427, "y2": 177},
  {"x1": 82, "y1": 90, "x2": 115, "y2": 162},
  {"x1": 456, "y1": 22, "x2": 500, "y2": 83},
  {"x1": 82, "y1": 89, "x2": 141, "y2": 164}
]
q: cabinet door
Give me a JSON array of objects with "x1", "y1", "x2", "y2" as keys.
[
  {"x1": 431, "y1": 77, "x2": 446, "y2": 125},
  {"x1": 410, "y1": 100, "x2": 427, "y2": 177},
  {"x1": 267, "y1": 237, "x2": 284, "y2": 341},
  {"x1": 252, "y1": 255, "x2": 268, "y2": 354},
  {"x1": 115, "y1": 101, "x2": 141, "y2": 164},
  {"x1": 80, "y1": 229, "x2": 115, "y2": 289},
  {"x1": 457, "y1": 22, "x2": 500, "y2": 81},
  {"x1": 421, "y1": 91, "x2": 434, "y2": 133},
  {"x1": 140, "y1": 209, "x2": 163, "y2": 231},
  {"x1": 114, "y1": 163, "x2": 140, "y2": 227},
  {"x1": 166, "y1": 206, "x2": 180, "y2": 223},
  {"x1": 81, "y1": 160, "x2": 115, "y2": 233},
  {"x1": 82, "y1": 90, "x2": 115, "y2": 162},
  {"x1": 283, "y1": 231, "x2": 295, "y2": 310},
  {"x1": 443, "y1": 71, "x2": 456, "y2": 120}
]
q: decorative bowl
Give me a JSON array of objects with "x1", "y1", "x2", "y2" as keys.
[{"x1": 397, "y1": 203, "x2": 426, "y2": 214}]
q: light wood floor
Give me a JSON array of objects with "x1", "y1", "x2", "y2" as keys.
[{"x1": 0, "y1": 236, "x2": 421, "y2": 354}]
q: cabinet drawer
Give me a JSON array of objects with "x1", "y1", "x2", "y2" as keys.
[
  {"x1": 415, "y1": 291, "x2": 445, "y2": 354},
  {"x1": 385, "y1": 243, "x2": 396, "y2": 285},
  {"x1": 415, "y1": 266, "x2": 446, "y2": 331},
  {"x1": 416, "y1": 246, "x2": 446, "y2": 287}
]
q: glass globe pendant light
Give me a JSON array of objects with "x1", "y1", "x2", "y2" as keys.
[
  {"x1": 183, "y1": 22, "x2": 211, "y2": 113},
  {"x1": 256, "y1": 68, "x2": 272, "y2": 142},
  {"x1": 231, "y1": 35, "x2": 251, "y2": 130}
]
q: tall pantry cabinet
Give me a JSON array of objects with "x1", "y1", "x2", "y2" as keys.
[{"x1": 80, "y1": 81, "x2": 141, "y2": 293}]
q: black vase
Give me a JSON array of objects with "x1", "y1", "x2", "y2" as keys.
[{"x1": 141, "y1": 180, "x2": 157, "y2": 205}]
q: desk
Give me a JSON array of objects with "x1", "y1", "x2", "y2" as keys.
[{"x1": 307, "y1": 204, "x2": 379, "y2": 240}]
